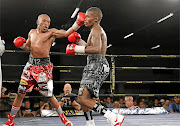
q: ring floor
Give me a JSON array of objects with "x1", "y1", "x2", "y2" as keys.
[{"x1": 0, "y1": 113, "x2": 180, "y2": 126}]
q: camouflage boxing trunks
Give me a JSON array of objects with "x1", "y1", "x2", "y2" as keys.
[
  {"x1": 18, "y1": 55, "x2": 53, "y2": 97},
  {"x1": 78, "y1": 54, "x2": 110, "y2": 98}
]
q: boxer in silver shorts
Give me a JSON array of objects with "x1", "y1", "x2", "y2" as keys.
[
  {"x1": 79, "y1": 54, "x2": 109, "y2": 98},
  {"x1": 66, "y1": 7, "x2": 125, "y2": 126}
]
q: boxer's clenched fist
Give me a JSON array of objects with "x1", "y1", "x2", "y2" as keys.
[{"x1": 13, "y1": 37, "x2": 26, "y2": 48}]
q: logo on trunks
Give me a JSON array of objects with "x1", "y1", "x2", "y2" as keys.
[
  {"x1": 38, "y1": 72, "x2": 47, "y2": 83},
  {"x1": 30, "y1": 58, "x2": 41, "y2": 64},
  {"x1": 103, "y1": 64, "x2": 109, "y2": 73},
  {"x1": 20, "y1": 79, "x2": 28, "y2": 85}
]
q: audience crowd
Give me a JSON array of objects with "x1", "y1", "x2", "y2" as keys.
[{"x1": 1, "y1": 86, "x2": 180, "y2": 117}]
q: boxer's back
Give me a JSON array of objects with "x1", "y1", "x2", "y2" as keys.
[{"x1": 100, "y1": 28, "x2": 107, "y2": 56}]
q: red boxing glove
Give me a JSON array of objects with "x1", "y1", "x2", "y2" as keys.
[
  {"x1": 13, "y1": 37, "x2": 26, "y2": 48},
  {"x1": 68, "y1": 32, "x2": 81, "y2": 43},
  {"x1": 72, "y1": 12, "x2": 86, "y2": 31},
  {"x1": 76, "y1": 12, "x2": 86, "y2": 26},
  {"x1": 66, "y1": 44, "x2": 76, "y2": 56},
  {"x1": 66, "y1": 44, "x2": 85, "y2": 56}
]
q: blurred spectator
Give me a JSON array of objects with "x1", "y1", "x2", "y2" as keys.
[
  {"x1": 1, "y1": 87, "x2": 17, "y2": 97},
  {"x1": 153, "y1": 99, "x2": 161, "y2": 107},
  {"x1": 140, "y1": 98, "x2": 146, "y2": 102},
  {"x1": 35, "y1": 100, "x2": 45, "y2": 110},
  {"x1": 133, "y1": 100, "x2": 138, "y2": 106},
  {"x1": 140, "y1": 98, "x2": 149, "y2": 107},
  {"x1": 34, "y1": 100, "x2": 45, "y2": 116},
  {"x1": 163, "y1": 99, "x2": 171, "y2": 111},
  {"x1": 100, "y1": 97, "x2": 107, "y2": 103},
  {"x1": 103, "y1": 97, "x2": 107, "y2": 103},
  {"x1": 21, "y1": 100, "x2": 36, "y2": 117},
  {"x1": 0, "y1": 87, "x2": 10, "y2": 117},
  {"x1": 100, "y1": 97, "x2": 108, "y2": 107},
  {"x1": 168, "y1": 96, "x2": 180, "y2": 113},
  {"x1": 1, "y1": 87, "x2": 10, "y2": 97},
  {"x1": 119, "y1": 98, "x2": 125, "y2": 108},
  {"x1": 40, "y1": 102, "x2": 51, "y2": 110},
  {"x1": 113, "y1": 101, "x2": 120, "y2": 108},
  {"x1": 125, "y1": 96, "x2": 139, "y2": 108},
  {"x1": 0, "y1": 87, "x2": 19, "y2": 117},
  {"x1": 58, "y1": 83, "x2": 81, "y2": 111},
  {"x1": 160, "y1": 99, "x2": 165, "y2": 106},
  {"x1": 105, "y1": 97, "x2": 114, "y2": 108},
  {"x1": 139, "y1": 101, "x2": 146, "y2": 108}
]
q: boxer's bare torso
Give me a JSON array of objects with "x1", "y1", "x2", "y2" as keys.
[
  {"x1": 28, "y1": 29, "x2": 55, "y2": 58},
  {"x1": 24, "y1": 14, "x2": 74, "y2": 58},
  {"x1": 86, "y1": 25, "x2": 107, "y2": 56}
]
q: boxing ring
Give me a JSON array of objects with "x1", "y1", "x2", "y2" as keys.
[
  {"x1": 1, "y1": 113, "x2": 180, "y2": 126},
  {"x1": 0, "y1": 50, "x2": 180, "y2": 126}
]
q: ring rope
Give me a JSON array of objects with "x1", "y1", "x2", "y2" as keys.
[
  {"x1": 2, "y1": 80, "x2": 180, "y2": 84},
  {"x1": 4, "y1": 50, "x2": 180, "y2": 58},
  {"x1": 2, "y1": 94, "x2": 180, "y2": 99},
  {"x1": 111, "y1": 56, "x2": 115, "y2": 93},
  {"x1": 116, "y1": 67, "x2": 180, "y2": 70},
  {"x1": 2, "y1": 64, "x2": 180, "y2": 70},
  {"x1": 3, "y1": 50, "x2": 179, "y2": 92}
]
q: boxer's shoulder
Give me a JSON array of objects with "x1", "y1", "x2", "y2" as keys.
[
  {"x1": 91, "y1": 25, "x2": 103, "y2": 34},
  {"x1": 28, "y1": 29, "x2": 37, "y2": 35},
  {"x1": 30, "y1": 29, "x2": 36, "y2": 33},
  {"x1": 49, "y1": 28, "x2": 58, "y2": 32}
]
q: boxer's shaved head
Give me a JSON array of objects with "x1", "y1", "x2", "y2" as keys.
[
  {"x1": 87, "y1": 7, "x2": 103, "y2": 22},
  {"x1": 37, "y1": 14, "x2": 50, "y2": 32},
  {"x1": 38, "y1": 14, "x2": 50, "y2": 22}
]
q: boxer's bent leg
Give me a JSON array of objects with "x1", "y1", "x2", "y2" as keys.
[
  {"x1": 37, "y1": 79, "x2": 60, "y2": 108},
  {"x1": 10, "y1": 81, "x2": 28, "y2": 116},
  {"x1": 82, "y1": 106, "x2": 91, "y2": 112},
  {"x1": 4, "y1": 87, "x2": 27, "y2": 126},
  {"x1": 10, "y1": 92, "x2": 26, "y2": 116},
  {"x1": 41, "y1": 80, "x2": 72, "y2": 125},
  {"x1": 78, "y1": 88, "x2": 96, "y2": 108},
  {"x1": 79, "y1": 90, "x2": 95, "y2": 125},
  {"x1": 13, "y1": 92, "x2": 26, "y2": 107},
  {"x1": 78, "y1": 88, "x2": 107, "y2": 115},
  {"x1": 48, "y1": 96, "x2": 59, "y2": 108},
  {"x1": 82, "y1": 106, "x2": 94, "y2": 121},
  {"x1": 48, "y1": 95, "x2": 64, "y2": 116}
]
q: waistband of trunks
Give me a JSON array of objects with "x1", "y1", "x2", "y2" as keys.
[
  {"x1": 28, "y1": 55, "x2": 51, "y2": 65},
  {"x1": 87, "y1": 54, "x2": 107, "y2": 63}
]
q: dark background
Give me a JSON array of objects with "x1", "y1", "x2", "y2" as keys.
[{"x1": 0, "y1": 0, "x2": 179, "y2": 95}]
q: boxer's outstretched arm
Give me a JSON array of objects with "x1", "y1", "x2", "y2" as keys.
[
  {"x1": 85, "y1": 29, "x2": 101, "y2": 54},
  {"x1": 78, "y1": 39, "x2": 87, "y2": 46},
  {"x1": 51, "y1": 27, "x2": 75, "y2": 38}
]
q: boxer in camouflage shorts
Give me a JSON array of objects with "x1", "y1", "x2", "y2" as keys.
[
  {"x1": 66, "y1": 7, "x2": 125, "y2": 126},
  {"x1": 78, "y1": 54, "x2": 109, "y2": 98}
]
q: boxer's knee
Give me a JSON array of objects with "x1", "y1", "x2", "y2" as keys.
[
  {"x1": 78, "y1": 95, "x2": 84, "y2": 104},
  {"x1": 82, "y1": 106, "x2": 91, "y2": 112},
  {"x1": 16, "y1": 92, "x2": 26, "y2": 99},
  {"x1": 78, "y1": 94, "x2": 88, "y2": 105}
]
